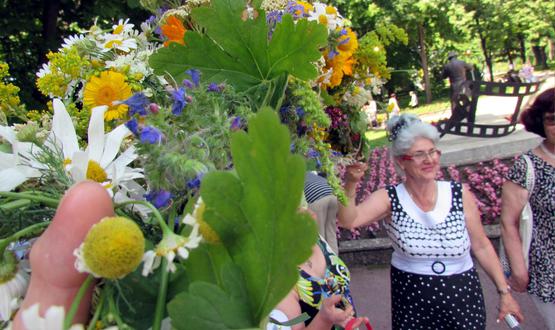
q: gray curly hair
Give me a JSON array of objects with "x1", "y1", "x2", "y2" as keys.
[{"x1": 387, "y1": 114, "x2": 440, "y2": 157}]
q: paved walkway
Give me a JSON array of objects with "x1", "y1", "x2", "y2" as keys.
[{"x1": 349, "y1": 264, "x2": 547, "y2": 329}]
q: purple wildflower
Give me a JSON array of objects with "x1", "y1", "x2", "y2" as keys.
[
  {"x1": 183, "y1": 79, "x2": 195, "y2": 89},
  {"x1": 123, "y1": 93, "x2": 149, "y2": 116},
  {"x1": 185, "y1": 69, "x2": 201, "y2": 86},
  {"x1": 171, "y1": 87, "x2": 188, "y2": 115},
  {"x1": 296, "y1": 107, "x2": 305, "y2": 118},
  {"x1": 307, "y1": 149, "x2": 319, "y2": 158},
  {"x1": 207, "y1": 82, "x2": 222, "y2": 92},
  {"x1": 149, "y1": 103, "x2": 160, "y2": 114},
  {"x1": 140, "y1": 126, "x2": 163, "y2": 144},
  {"x1": 145, "y1": 189, "x2": 172, "y2": 209},
  {"x1": 230, "y1": 116, "x2": 243, "y2": 130},
  {"x1": 125, "y1": 117, "x2": 140, "y2": 136},
  {"x1": 186, "y1": 173, "x2": 204, "y2": 190}
]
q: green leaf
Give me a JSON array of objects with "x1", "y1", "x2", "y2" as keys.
[
  {"x1": 167, "y1": 109, "x2": 317, "y2": 328},
  {"x1": 149, "y1": 0, "x2": 327, "y2": 109},
  {"x1": 168, "y1": 263, "x2": 253, "y2": 329}
]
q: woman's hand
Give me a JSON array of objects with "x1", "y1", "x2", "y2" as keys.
[
  {"x1": 318, "y1": 295, "x2": 355, "y2": 327},
  {"x1": 508, "y1": 270, "x2": 529, "y2": 292},
  {"x1": 497, "y1": 293, "x2": 524, "y2": 324},
  {"x1": 344, "y1": 162, "x2": 368, "y2": 185}
]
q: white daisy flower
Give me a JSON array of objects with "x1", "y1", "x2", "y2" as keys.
[
  {"x1": 20, "y1": 304, "x2": 84, "y2": 330},
  {"x1": 112, "y1": 18, "x2": 134, "y2": 36},
  {"x1": 100, "y1": 34, "x2": 138, "y2": 53},
  {"x1": 141, "y1": 223, "x2": 202, "y2": 276},
  {"x1": 44, "y1": 99, "x2": 143, "y2": 195},
  {"x1": 59, "y1": 34, "x2": 86, "y2": 50},
  {"x1": 307, "y1": 3, "x2": 344, "y2": 31},
  {"x1": 0, "y1": 255, "x2": 29, "y2": 321},
  {"x1": 0, "y1": 126, "x2": 41, "y2": 192},
  {"x1": 36, "y1": 63, "x2": 51, "y2": 78}
]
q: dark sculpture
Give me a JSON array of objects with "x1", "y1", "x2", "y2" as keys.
[{"x1": 441, "y1": 51, "x2": 473, "y2": 112}]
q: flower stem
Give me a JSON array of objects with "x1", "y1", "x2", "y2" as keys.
[
  {"x1": 86, "y1": 288, "x2": 106, "y2": 330},
  {"x1": 0, "y1": 221, "x2": 50, "y2": 255},
  {"x1": 64, "y1": 274, "x2": 94, "y2": 330},
  {"x1": 115, "y1": 200, "x2": 169, "y2": 231},
  {"x1": 152, "y1": 258, "x2": 170, "y2": 330},
  {"x1": 0, "y1": 191, "x2": 59, "y2": 208}
]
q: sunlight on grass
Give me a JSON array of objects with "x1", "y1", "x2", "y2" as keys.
[{"x1": 364, "y1": 130, "x2": 388, "y2": 149}]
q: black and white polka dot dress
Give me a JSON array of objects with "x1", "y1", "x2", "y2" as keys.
[{"x1": 385, "y1": 181, "x2": 486, "y2": 330}]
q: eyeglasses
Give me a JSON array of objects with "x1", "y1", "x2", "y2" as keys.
[
  {"x1": 544, "y1": 114, "x2": 555, "y2": 126},
  {"x1": 401, "y1": 149, "x2": 442, "y2": 162}
]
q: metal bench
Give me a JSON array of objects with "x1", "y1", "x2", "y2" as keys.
[{"x1": 436, "y1": 80, "x2": 543, "y2": 138}]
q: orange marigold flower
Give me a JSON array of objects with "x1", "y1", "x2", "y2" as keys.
[
  {"x1": 161, "y1": 16, "x2": 186, "y2": 47},
  {"x1": 337, "y1": 28, "x2": 358, "y2": 54}
]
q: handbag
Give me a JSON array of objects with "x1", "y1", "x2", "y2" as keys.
[{"x1": 499, "y1": 154, "x2": 535, "y2": 275}]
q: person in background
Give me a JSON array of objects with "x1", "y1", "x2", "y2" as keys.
[
  {"x1": 337, "y1": 113, "x2": 523, "y2": 329},
  {"x1": 409, "y1": 91, "x2": 418, "y2": 108},
  {"x1": 500, "y1": 88, "x2": 555, "y2": 329},
  {"x1": 362, "y1": 100, "x2": 378, "y2": 129},
  {"x1": 519, "y1": 61, "x2": 537, "y2": 83},
  {"x1": 387, "y1": 93, "x2": 400, "y2": 117},
  {"x1": 271, "y1": 209, "x2": 369, "y2": 330},
  {"x1": 304, "y1": 171, "x2": 339, "y2": 254},
  {"x1": 442, "y1": 51, "x2": 473, "y2": 113}
]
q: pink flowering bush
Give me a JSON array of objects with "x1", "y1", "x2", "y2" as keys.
[{"x1": 338, "y1": 147, "x2": 514, "y2": 241}]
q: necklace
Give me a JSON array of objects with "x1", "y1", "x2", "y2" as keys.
[{"x1": 540, "y1": 141, "x2": 555, "y2": 160}]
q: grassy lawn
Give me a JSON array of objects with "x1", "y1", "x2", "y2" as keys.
[{"x1": 364, "y1": 129, "x2": 388, "y2": 149}]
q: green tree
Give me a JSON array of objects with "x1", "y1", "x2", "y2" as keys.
[{"x1": 0, "y1": 0, "x2": 148, "y2": 109}]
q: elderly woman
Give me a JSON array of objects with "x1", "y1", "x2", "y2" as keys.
[
  {"x1": 501, "y1": 88, "x2": 555, "y2": 329},
  {"x1": 338, "y1": 114, "x2": 522, "y2": 329}
]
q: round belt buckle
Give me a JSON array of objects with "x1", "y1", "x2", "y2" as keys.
[{"x1": 431, "y1": 261, "x2": 446, "y2": 274}]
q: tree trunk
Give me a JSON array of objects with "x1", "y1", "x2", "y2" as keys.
[
  {"x1": 549, "y1": 39, "x2": 555, "y2": 61},
  {"x1": 417, "y1": 23, "x2": 432, "y2": 104},
  {"x1": 531, "y1": 44, "x2": 548, "y2": 69},
  {"x1": 475, "y1": 17, "x2": 493, "y2": 81},
  {"x1": 518, "y1": 34, "x2": 526, "y2": 63}
]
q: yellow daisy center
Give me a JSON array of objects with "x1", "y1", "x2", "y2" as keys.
[
  {"x1": 113, "y1": 25, "x2": 124, "y2": 35},
  {"x1": 326, "y1": 6, "x2": 337, "y2": 15},
  {"x1": 86, "y1": 160, "x2": 108, "y2": 183},
  {"x1": 82, "y1": 217, "x2": 145, "y2": 279},
  {"x1": 104, "y1": 39, "x2": 123, "y2": 49},
  {"x1": 318, "y1": 15, "x2": 328, "y2": 25},
  {"x1": 194, "y1": 201, "x2": 220, "y2": 244}
]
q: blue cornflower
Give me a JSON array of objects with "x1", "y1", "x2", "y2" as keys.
[
  {"x1": 185, "y1": 69, "x2": 201, "y2": 87},
  {"x1": 296, "y1": 107, "x2": 305, "y2": 118},
  {"x1": 186, "y1": 173, "x2": 204, "y2": 190},
  {"x1": 307, "y1": 149, "x2": 320, "y2": 158},
  {"x1": 207, "y1": 82, "x2": 222, "y2": 92},
  {"x1": 230, "y1": 116, "x2": 242, "y2": 130},
  {"x1": 171, "y1": 87, "x2": 188, "y2": 115},
  {"x1": 290, "y1": 142, "x2": 296, "y2": 152},
  {"x1": 183, "y1": 79, "x2": 195, "y2": 89},
  {"x1": 145, "y1": 189, "x2": 172, "y2": 209},
  {"x1": 123, "y1": 93, "x2": 149, "y2": 116},
  {"x1": 125, "y1": 117, "x2": 140, "y2": 136},
  {"x1": 338, "y1": 37, "x2": 351, "y2": 46},
  {"x1": 140, "y1": 126, "x2": 163, "y2": 144},
  {"x1": 338, "y1": 29, "x2": 348, "y2": 36},
  {"x1": 286, "y1": 2, "x2": 306, "y2": 18},
  {"x1": 327, "y1": 49, "x2": 339, "y2": 59}
]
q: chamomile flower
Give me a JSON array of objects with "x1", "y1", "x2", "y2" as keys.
[
  {"x1": 0, "y1": 125, "x2": 41, "y2": 192},
  {"x1": 141, "y1": 222, "x2": 202, "y2": 276},
  {"x1": 20, "y1": 304, "x2": 84, "y2": 330},
  {"x1": 35, "y1": 63, "x2": 51, "y2": 78},
  {"x1": 74, "y1": 217, "x2": 145, "y2": 279},
  {"x1": 112, "y1": 19, "x2": 134, "y2": 36},
  {"x1": 307, "y1": 3, "x2": 343, "y2": 31},
  {"x1": 183, "y1": 198, "x2": 220, "y2": 244},
  {"x1": 101, "y1": 34, "x2": 138, "y2": 53},
  {"x1": 0, "y1": 251, "x2": 29, "y2": 321},
  {"x1": 59, "y1": 34, "x2": 86, "y2": 50},
  {"x1": 44, "y1": 99, "x2": 143, "y2": 194}
]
